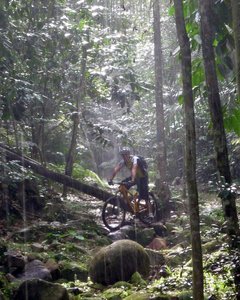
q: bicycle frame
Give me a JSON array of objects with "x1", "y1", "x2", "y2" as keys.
[{"x1": 118, "y1": 183, "x2": 143, "y2": 215}]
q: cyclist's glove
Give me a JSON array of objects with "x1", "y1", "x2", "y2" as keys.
[{"x1": 108, "y1": 180, "x2": 113, "y2": 186}]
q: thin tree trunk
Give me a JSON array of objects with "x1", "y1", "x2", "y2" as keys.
[
  {"x1": 153, "y1": 0, "x2": 167, "y2": 184},
  {"x1": 63, "y1": 45, "x2": 87, "y2": 196},
  {"x1": 199, "y1": 0, "x2": 239, "y2": 239},
  {"x1": 230, "y1": 3, "x2": 240, "y2": 298},
  {"x1": 62, "y1": 112, "x2": 80, "y2": 196},
  {"x1": 231, "y1": 0, "x2": 240, "y2": 98},
  {"x1": 153, "y1": 0, "x2": 170, "y2": 219},
  {"x1": 174, "y1": 1, "x2": 204, "y2": 299}
]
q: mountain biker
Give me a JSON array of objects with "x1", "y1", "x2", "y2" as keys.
[{"x1": 108, "y1": 147, "x2": 152, "y2": 215}]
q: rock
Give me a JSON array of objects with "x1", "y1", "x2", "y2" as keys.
[
  {"x1": 45, "y1": 259, "x2": 61, "y2": 281},
  {"x1": 13, "y1": 278, "x2": 69, "y2": 300},
  {"x1": 146, "y1": 237, "x2": 167, "y2": 251},
  {"x1": 134, "y1": 228, "x2": 155, "y2": 247},
  {"x1": 112, "y1": 281, "x2": 132, "y2": 289},
  {"x1": 165, "y1": 243, "x2": 191, "y2": 268},
  {"x1": 102, "y1": 287, "x2": 123, "y2": 300},
  {"x1": 124, "y1": 294, "x2": 177, "y2": 300},
  {"x1": 202, "y1": 240, "x2": 221, "y2": 253},
  {"x1": 89, "y1": 240, "x2": 150, "y2": 285},
  {"x1": 145, "y1": 248, "x2": 165, "y2": 266},
  {"x1": 108, "y1": 230, "x2": 128, "y2": 241},
  {"x1": 108, "y1": 226, "x2": 155, "y2": 247},
  {"x1": 15, "y1": 259, "x2": 52, "y2": 281},
  {"x1": 60, "y1": 261, "x2": 88, "y2": 282},
  {"x1": 123, "y1": 293, "x2": 151, "y2": 300},
  {"x1": 31, "y1": 243, "x2": 45, "y2": 252},
  {"x1": 3, "y1": 250, "x2": 25, "y2": 273}
]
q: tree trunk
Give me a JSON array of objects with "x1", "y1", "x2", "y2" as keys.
[
  {"x1": 62, "y1": 112, "x2": 80, "y2": 196},
  {"x1": 153, "y1": 0, "x2": 167, "y2": 183},
  {"x1": 1, "y1": 144, "x2": 113, "y2": 201},
  {"x1": 63, "y1": 45, "x2": 87, "y2": 196},
  {"x1": 153, "y1": 0, "x2": 170, "y2": 218},
  {"x1": 231, "y1": 0, "x2": 240, "y2": 98},
  {"x1": 199, "y1": 0, "x2": 239, "y2": 239},
  {"x1": 174, "y1": 1, "x2": 204, "y2": 299}
]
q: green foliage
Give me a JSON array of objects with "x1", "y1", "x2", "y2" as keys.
[
  {"x1": 50, "y1": 163, "x2": 106, "y2": 187},
  {"x1": 46, "y1": 230, "x2": 85, "y2": 243},
  {"x1": 0, "y1": 160, "x2": 36, "y2": 184},
  {"x1": 130, "y1": 272, "x2": 147, "y2": 287},
  {"x1": 224, "y1": 108, "x2": 240, "y2": 136}
]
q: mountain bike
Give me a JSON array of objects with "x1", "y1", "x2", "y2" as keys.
[{"x1": 102, "y1": 181, "x2": 159, "y2": 231}]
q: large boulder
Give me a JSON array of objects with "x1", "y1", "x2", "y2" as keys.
[{"x1": 89, "y1": 240, "x2": 150, "y2": 285}]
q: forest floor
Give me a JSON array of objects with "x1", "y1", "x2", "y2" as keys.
[{"x1": 1, "y1": 184, "x2": 240, "y2": 300}]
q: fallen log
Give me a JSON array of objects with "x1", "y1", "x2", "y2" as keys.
[{"x1": 0, "y1": 144, "x2": 113, "y2": 201}]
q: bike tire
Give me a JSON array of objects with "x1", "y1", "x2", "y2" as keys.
[
  {"x1": 137, "y1": 192, "x2": 158, "y2": 225},
  {"x1": 102, "y1": 196, "x2": 126, "y2": 231}
]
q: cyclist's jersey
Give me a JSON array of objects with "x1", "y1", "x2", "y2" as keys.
[{"x1": 118, "y1": 155, "x2": 145, "y2": 178}]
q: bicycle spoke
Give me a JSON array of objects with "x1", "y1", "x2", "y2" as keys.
[
  {"x1": 102, "y1": 197, "x2": 126, "y2": 231},
  {"x1": 137, "y1": 194, "x2": 158, "y2": 225}
]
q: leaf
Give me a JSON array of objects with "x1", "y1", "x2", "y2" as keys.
[
  {"x1": 75, "y1": 235, "x2": 85, "y2": 241},
  {"x1": 168, "y1": 5, "x2": 175, "y2": 17},
  {"x1": 224, "y1": 108, "x2": 240, "y2": 136},
  {"x1": 178, "y1": 95, "x2": 184, "y2": 105}
]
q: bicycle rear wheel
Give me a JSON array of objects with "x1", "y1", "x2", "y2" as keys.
[
  {"x1": 102, "y1": 196, "x2": 126, "y2": 231},
  {"x1": 137, "y1": 192, "x2": 158, "y2": 225}
]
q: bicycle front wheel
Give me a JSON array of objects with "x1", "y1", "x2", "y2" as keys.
[
  {"x1": 102, "y1": 196, "x2": 126, "y2": 231},
  {"x1": 137, "y1": 192, "x2": 158, "y2": 225}
]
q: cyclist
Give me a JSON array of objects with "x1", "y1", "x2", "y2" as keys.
[{"x1": 108, "y1": 147, "x2": 152, "y2": 216}]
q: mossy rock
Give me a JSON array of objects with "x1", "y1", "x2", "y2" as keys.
[
  {"x1": 89, "y1": 240, "x2": 150, "y2": 285},
  {"x1": 130, "y1": 272, "x2": 147, "y2": 286},
  {"x1": 176, "y1": 290, "x2": 193, "y2": 299},
  {"x1": 103, "y1": 287, "x2": 126, "y2": 300},
  {"x1": 112, "y1": 281, "x2": 132, "y2": 289},
  {"x1": 13, "y1": 279, "x2": 69, "y2": 300},
  {"x1": 124, "y1": 294, "x2": 180, "y2": 300},
  {"x1": 123, "y1": 292, "x2": 151, "y2": 300},
  {"x1": 134, "y1": 228, "x2": 155, "y2": 247},
  {"x1": 202, "y1": 239, "x2": 220, "y2": 253},
  {"x1": 60, "y1": 261, "x2": 88, "y2": 282}
]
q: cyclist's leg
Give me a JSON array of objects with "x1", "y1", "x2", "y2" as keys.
[
  {"x1": 137, "y1": 176, "x2": 153, "y2": 216},
  {"x1": 138, "y1": 175, "x2": 149, "y2": 198}
]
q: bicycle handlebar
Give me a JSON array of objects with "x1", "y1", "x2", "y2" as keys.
[{"x1": 109, "y1": 181, "x2": 134, "y2": 186}]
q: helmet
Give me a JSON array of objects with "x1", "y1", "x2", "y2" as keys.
[{"x1": 119, "y1": 147, "x2": 131, "y2": 155}]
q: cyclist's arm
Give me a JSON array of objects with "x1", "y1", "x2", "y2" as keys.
[
  {"x1": 109, "y1": 162, "x2": 123, "y2": 181},
  {"x1": 131, "y1": 156, "x2": 138, "y2": 182}
]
